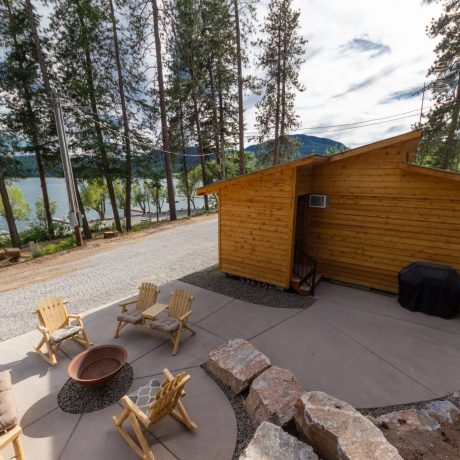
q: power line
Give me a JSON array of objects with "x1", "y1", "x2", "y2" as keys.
[{"x1": 54, "y1": 94, "x2": 457, "y2": 158}]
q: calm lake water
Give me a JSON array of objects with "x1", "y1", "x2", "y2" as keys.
[{"x1": 0, "y1": 177, "x2": 203, "y2": 232}]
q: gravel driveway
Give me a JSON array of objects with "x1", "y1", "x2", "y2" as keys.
[{"x1": 0, "y1": 217, "x2": 218, "y2": 341}]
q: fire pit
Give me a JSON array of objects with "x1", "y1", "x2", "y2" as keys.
[{"x1": 68, "y1": 345, "x2": 127, "y2": 386}]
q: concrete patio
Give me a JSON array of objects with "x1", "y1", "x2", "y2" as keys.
[{"x1": 2, "y1": 280, "x2": 460, "y2": 459}]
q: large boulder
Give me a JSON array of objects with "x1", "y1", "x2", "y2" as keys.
[
  {"x1": 240, "y1": 421, "x2": 318, "y2": 460},
  {"x1": 377, "y1": 409, "x2": 440, "y2": 432},
  {"x1": 422, "y1": 400, "x2": 460, "y2": 424},
  {"x1": 207, "y1": 339, "x2": 271, "y2": 394},
  {"x1": 295, "y1": 391, "x2": 402, "y2": 460},
  {"x1": 244, "y1": 366, "x2": 303, "y2": 428}
]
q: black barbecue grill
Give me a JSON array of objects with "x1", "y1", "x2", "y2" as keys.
[{"x1": 398, "y1": 262, "x2": 460, "y2": 318}]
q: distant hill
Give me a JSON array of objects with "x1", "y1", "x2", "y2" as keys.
[{"x1": 246, "y1": 134, "x2": 345, "y2": 156}]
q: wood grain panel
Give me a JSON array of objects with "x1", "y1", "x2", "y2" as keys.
[
  {"x1": 307, "y1": 143, "x2": 460, "y2": 293},
  {"x1": 219, "y1": 168, "x2": 296, "y2": 287}
]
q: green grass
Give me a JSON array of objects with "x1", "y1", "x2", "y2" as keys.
[{"x1": 33, "y1": 237, "x2": 77, "y2": 258}]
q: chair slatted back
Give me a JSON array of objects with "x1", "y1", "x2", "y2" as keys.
[
  {"x1": 36, "y1": 296, "x2": 69, "y2": 332},
  {"x1": 136, "y1": 283, "x2": 159, "y2": 311},
  {"x1": 147, "y1": 373, "x2": 190, "y2": 425},
  {"x1": 168, "y1": 289, "x2": 193, "y2": 319}
]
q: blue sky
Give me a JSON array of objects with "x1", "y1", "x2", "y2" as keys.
[{"x1": 244, "y1": 0, "x2": 442, "y2": 147}]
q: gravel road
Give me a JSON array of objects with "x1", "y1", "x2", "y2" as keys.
[{"x1": 0, "y1": 217, "x2": 218, "y2": 341}]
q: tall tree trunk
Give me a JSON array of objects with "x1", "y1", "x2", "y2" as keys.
[
  {"x1": 0, "y1": 175, "x2": 21, "y2": 249},
  {"x1": 233, "y1": 0, "x2": 245, "y2": 175},
  {"x1": 76, "y1": 1, "x2": 122, "y2": 233},
  {"x1": 33, "y1": 143, "x2": 54, "y2": 235},
  {"x1": 217, "y1": 64, "x2": 226, "y2": 180},
  {"x1": 151, "y1": 0, "x2": 177, "y2": 221},
  {"x1": 190, "y1": 66, "x2": 209, "y2": 211},
  {"x1": 25, "y1": 0, "x2": 56, "y2": 237},
  {"x1": 442, "y1": 74, "x2": 460, "y2": 170},
  {"x1": 26, "y1": 0, "x2": 54, "y2": 121},
  {"x1": 207, "y1": 59, "x2": 223, "y2": 180},
  {"x1": 279, "y1": 23, "x2": 288, "y2": 154},
  {"x1": 273, "y1": 26, "x2": 282, "y2": 166},
  {"x1": 178, "y1": 97, "x2": 191, "y2": 217},
  {"x1": 108, "y1": 0, "x2": 133, "y2": 230},
  {"x1": 74, "y1": 178, "x2": 92, "y2": 240},
  {"x1": 6, "y1": 1, "x2": 54, "y2": 237}
]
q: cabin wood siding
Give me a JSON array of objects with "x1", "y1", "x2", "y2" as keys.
[
  {"x1": 306, "y1": 143, "x2": 460, "y2": 292},
  {"x1": 219, "y1": 168, "x2": 296, "y2": 287}
]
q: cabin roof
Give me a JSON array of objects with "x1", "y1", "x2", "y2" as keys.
[
  {"x1": 198, "y1": 130, "x2": 425, "y2": 195},
  {"x1": 400, "y1": 162, "x2": 460, "y2": 181}
]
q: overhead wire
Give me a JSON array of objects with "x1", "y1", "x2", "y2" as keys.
[{"x1": 51, "y1": 93, "x2": 457, "y2": 158}]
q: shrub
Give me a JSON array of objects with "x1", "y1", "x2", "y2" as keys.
[
  {"x1": 129, "y1": 220, "x2": 154, "y2": 232},
  {"x1": 20, "y1": 221, "x2": 70, "y2": 245},
  {"x1": 32, "y1": 236, "x2": 77, "y2": 258},
  {"x1": 0, "y1": 235, "x2": 11, "y2": 248}
]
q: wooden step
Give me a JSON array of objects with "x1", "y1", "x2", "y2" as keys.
[{"x1": 290, "y1": 273, "x2": 322, "y2": 296}]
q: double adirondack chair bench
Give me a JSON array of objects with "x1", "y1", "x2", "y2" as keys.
[{"x1": 114, "y1": 284, "x2": 196, "y2": 355}]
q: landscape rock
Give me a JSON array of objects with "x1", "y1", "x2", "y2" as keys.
[
  {"x1": 240, "y1": 421, "x2": 318, "y2": 460},
  {"x1": 244, "y1": 366, "x2": 303, "y2": 428},
  {"x1": 295, "y1": 391, "x2": 403, "y2": 460},
  {"x1": 207, "y1": 339, "x2": 271, "y2": 394},
  {"x1": 422, "y1": 400, "x2": 460, "y2": 424},
  {"x1": 377, "y1": 409, "x2": 440, "y2": 432},
  {"x1": 447, "y1": 391, "x2": 460, "y2": 409}
]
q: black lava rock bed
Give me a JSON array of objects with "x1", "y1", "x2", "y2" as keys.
[
  {"x1": 200, "y1": 363, "x2": 254, "y2": 460},
  {"x1": 58, "y1": 363, "x2": 133, "y2": 414},
  {"x1": 181, "y1": 266, "x2": 315, "y2": 310}
]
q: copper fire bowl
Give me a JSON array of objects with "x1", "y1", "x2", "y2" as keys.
[{"x1": 68, "y1": 345, "x2": 128, "y2": 386}]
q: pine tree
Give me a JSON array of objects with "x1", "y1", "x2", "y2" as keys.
[
  {"x1": 151, "y1": 0, "x2": 177, "y2": 221},
  {"x1": 0, "y1": 0, "x2": 56, "y2": 237},
  {"x1": 166, "y1": 0, "x2": 242, "y2": 205},
  {"x1": 417, "y1": 0, "x2": 460, "y2": 171},
  {"x1": 166, "y1": 0, "x2": 208, "y2": 210},
  {"x1": 107, "y1": 0, "x2": 134, "y2": 229},
  {"x1": 255, "y1": 0, "x2": 306, "y2": 166},
  {"x1": 232, "y1": 0, "x2": 257, "y2": 175},
  {"x1": 47, "y1": 0, "x2": 124, "y2": 232}
]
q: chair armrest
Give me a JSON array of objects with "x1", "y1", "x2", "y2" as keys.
[
  {"x1": 179, "y1": 311, "x2": 192, "y2": 322},
  {"x1": 37, "y1": 325, "x2": 50, "y2": 337},
  {"x1": 121, "y1": 396, "x2": 150, "y2": 427},
  {"x1": 119, "y1": 299, "x2": 137, "y2": 308},
  {"x1": 67, "y1": 314, "x2": 84, "y2": 327},
  {"x1": 0, "y1": 425, "x2": 22, "y2": 450},
  {"x1": 67, "y1": 313, "x2": 81, "y2": 319}
]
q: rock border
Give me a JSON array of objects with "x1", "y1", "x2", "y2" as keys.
[{"x1": 201, "y1": 363, "x2": 255, "y2": 460}]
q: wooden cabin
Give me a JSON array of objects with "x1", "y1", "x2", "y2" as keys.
[{"x1": 197, "y1": 130, "x2": 460, "y2": 294}]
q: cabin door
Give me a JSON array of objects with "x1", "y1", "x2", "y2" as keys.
[{"x1": 294, "y1": 194, "x2": 309, "y2": 252}]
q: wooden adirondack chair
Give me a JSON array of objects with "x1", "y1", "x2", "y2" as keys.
[
  {"x1": 113, "y1": 368, "x2": 197, "y2": 460},
  {"x1": 0, "y1": 371, "x2": 25, "y2": 460},
  {"x1": 149, "y1": 289, "x2": 196, "y2": 355},
  {"x1": 114, "y1": 282, "x2": 160, "y2": 338},
  {"x1": 34, "y1": 296, "x2": 92, "y2": 365}
]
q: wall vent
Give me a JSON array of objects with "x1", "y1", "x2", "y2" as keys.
[{"x1": 309, "y1": 194, "x2": 328, "y2": 208}]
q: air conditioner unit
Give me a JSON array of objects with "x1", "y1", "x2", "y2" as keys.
[{"x1": 309, "y1": 194, "x2": 328, "y2": 208}]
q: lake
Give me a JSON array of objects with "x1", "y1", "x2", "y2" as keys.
[{"x1": 0, "y1": 177, "x2": 204, "y2": 232}]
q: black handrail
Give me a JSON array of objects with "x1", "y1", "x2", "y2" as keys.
[{"x1": 293, "y1": 245, "x2": 317, "y2": 296}]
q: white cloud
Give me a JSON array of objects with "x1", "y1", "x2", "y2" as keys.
[{"x1": 244, "y1": 0, "x2": 442, "y2": 147}]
